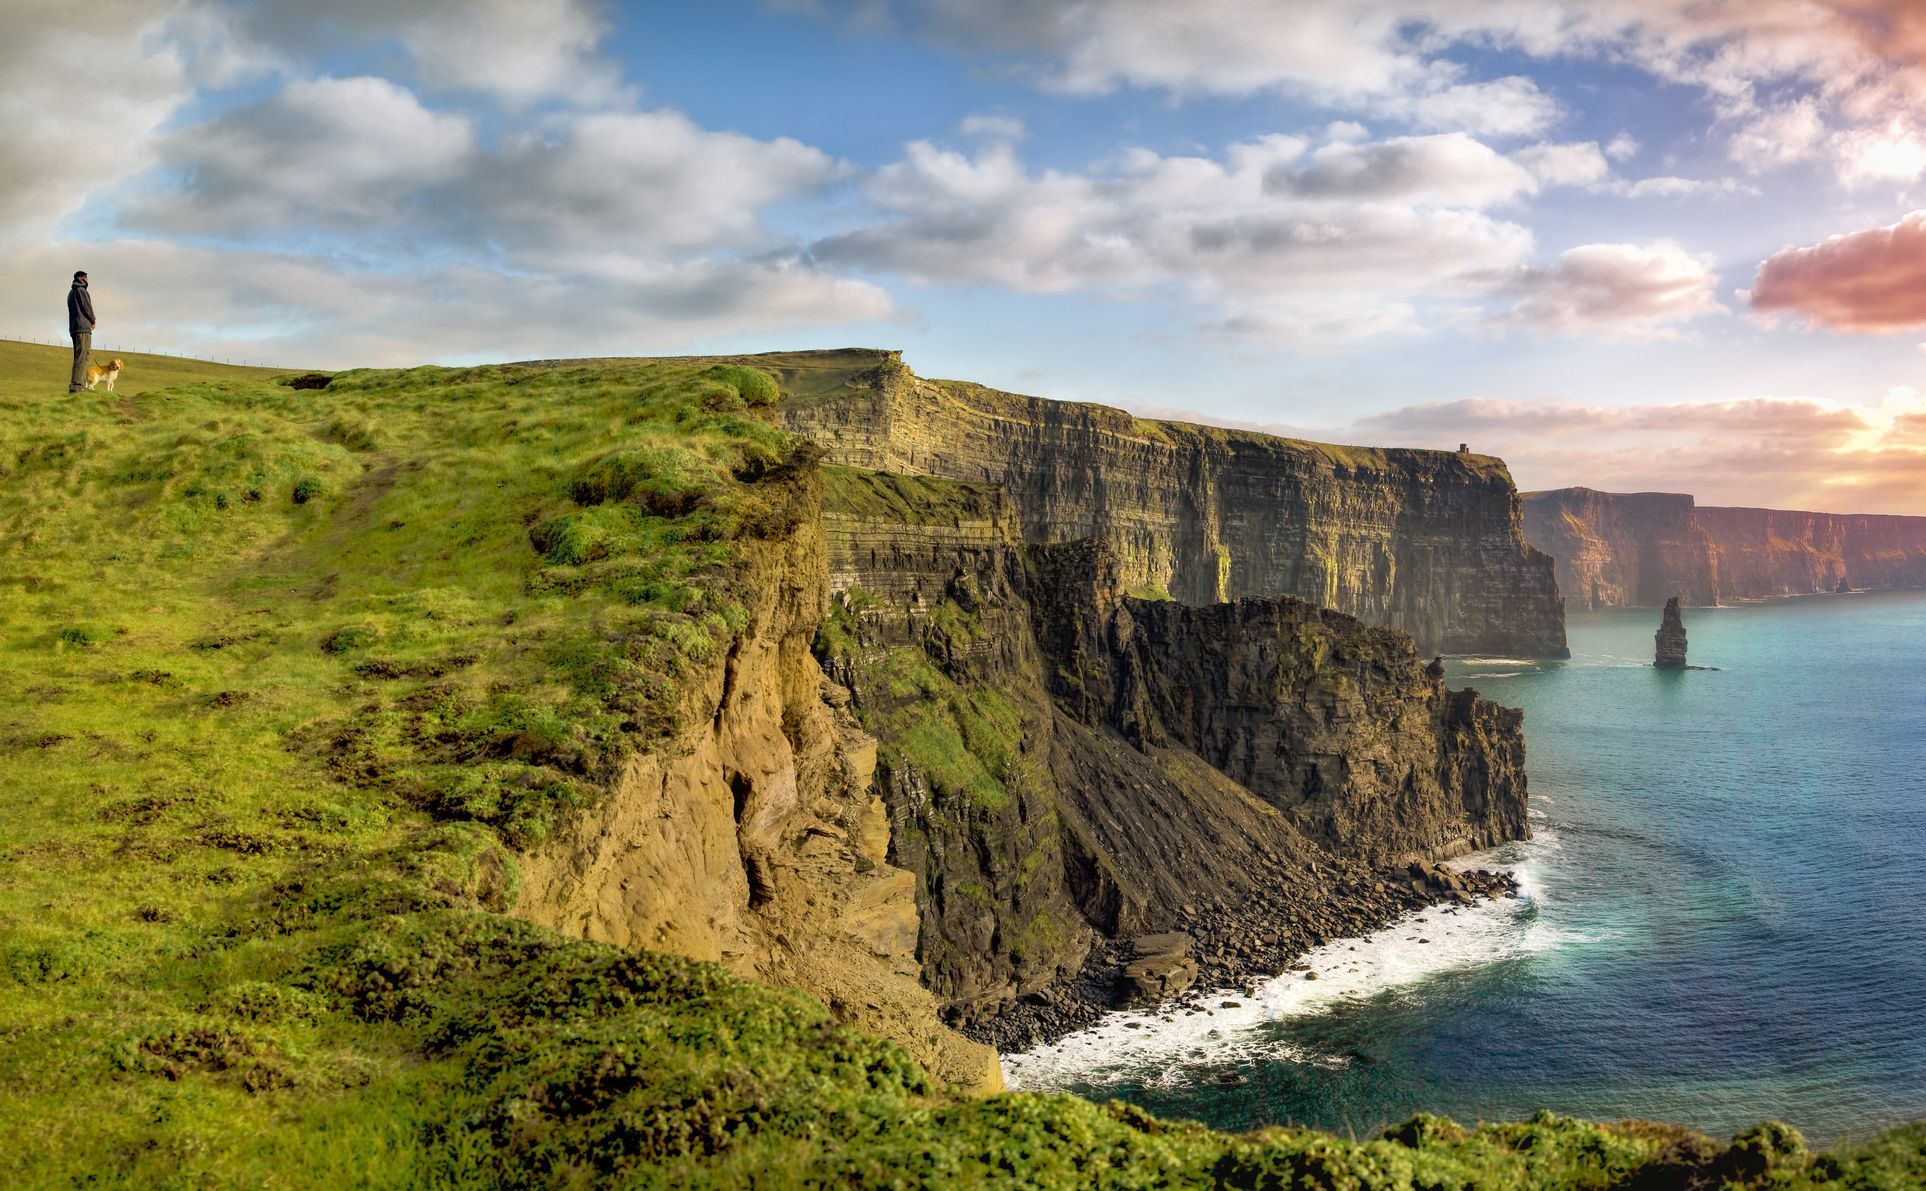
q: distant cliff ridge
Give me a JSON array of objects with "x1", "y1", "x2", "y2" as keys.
[
  {"x1": 782, "y1": 351, "x2": 1568, "y2": 657},
  {"x1": 1523, "y1": 487, "x2": 1926, "y2": 608}
]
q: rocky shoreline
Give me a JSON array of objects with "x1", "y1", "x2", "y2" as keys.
[{"x1": 958, "y1": 859, "x2": 1521, "y2": 1054}]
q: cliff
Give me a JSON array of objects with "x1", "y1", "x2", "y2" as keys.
[
  {"x1": 783, "y1": 351, "x2": 1568, "y2": 657},
  {"x1": 1523, "y1": 488, "x2": 1926, "y2": 606},
  {"x1": 817, "y1": 464, "x2": 1530, "y2": 1032},
  {"x1": 1520, "y1": 488, "x2": 1719, "y2": 610},
  {"x1": 1696, "y1": 505, "x2": 1926, "y2": 598},
  {"x1": 514, "y1": 463, "x2": 999, "y2": 1091}
]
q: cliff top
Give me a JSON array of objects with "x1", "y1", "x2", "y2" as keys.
[
  {"x1": 1527, "y1": 485, "x2": 1926, "y2": 524},
  {"x1": 921, "y1": 373, "x2": 1519, "y2": 483},
  {"x1": 584, "y1": 347, "x2": 1525, "y2": 485},
  {"x1": 1523, "y1": 486, "x2": 1698, "y2": 503}
]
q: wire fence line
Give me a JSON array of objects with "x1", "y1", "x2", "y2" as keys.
[{"x1": 3, "y1": 333, "x2": 274, "y2": 369}]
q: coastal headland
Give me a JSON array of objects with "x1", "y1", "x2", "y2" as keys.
[{"x1": 2, "y1": 340, "x2": 1919, "y2": 1186}]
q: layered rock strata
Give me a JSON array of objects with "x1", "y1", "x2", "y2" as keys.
[
  {"x1": 1520, "y1": 488, "x2": 1718, "y2": 610},
  {"x1": 817, "y1": 463, "x2": 1531, "y2": 1042},
  {"x1": 784, "y1": 351, "x2": 1567, "y2": 657},
  {"x1": 1524, "y1": 487, "x2": 1926, "y2": 607}
]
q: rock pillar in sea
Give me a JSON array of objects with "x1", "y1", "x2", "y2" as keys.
[{"x1": 1655, "y1": 596, "x2": 1688, "y2": 669}]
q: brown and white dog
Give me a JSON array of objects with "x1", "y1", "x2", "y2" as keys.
[{"x1": 83, "y1": 358, "x2": 124, "y2": 392}]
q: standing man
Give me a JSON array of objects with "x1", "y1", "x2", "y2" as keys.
[{"x1": 67, "y1": 270, "x2": 95, "y2": 392}]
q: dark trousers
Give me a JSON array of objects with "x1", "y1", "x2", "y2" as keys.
[{"x1": 70, "y1": 332, "x2": 91, "y2": 392}]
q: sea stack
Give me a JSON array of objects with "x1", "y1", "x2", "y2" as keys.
[{"x1": 1655, "y1": 596, "x2": 1688, "y2": 669}]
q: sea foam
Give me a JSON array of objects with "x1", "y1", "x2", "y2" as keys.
[{"x1": 1002, "y1": 837, "x2": 1572, "y2": 1092}]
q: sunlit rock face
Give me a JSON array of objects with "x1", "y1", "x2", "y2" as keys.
[
  {"x1": 1521, "y1": 488, "x2": 1719, "y2": 610},
  {"x1": 1524, "y1": 487, "x2": 1926, "y2": 607},
  {"x1": 783, "y1": 351, "x2": 1569, "y2": 658}
]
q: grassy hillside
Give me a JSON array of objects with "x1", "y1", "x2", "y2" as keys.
[
  {"x1": 0, "y1": 338, "x2": 289, "y2": 403},
  {"x1": 0, "y1": 349, "x2": 1920, "y2": 1186}
]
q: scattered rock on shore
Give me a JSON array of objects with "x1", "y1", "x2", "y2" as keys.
[{"x1": 962, "y1": 859, "x2": 1521, "y2": 1053}]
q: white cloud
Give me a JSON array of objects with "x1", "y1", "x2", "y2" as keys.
[
  {"x1": 810, "y1": 0, "x2": 1926, "y2": 178},
  {"x1": 1495, "y1": 241, "x2": 1725, "y2": 337},
  {"x1": 813, "y1": 133, "x2": 1539, "y2": 344},
  {"x1": 1270, "y1": 133, "x2": 1537, "y2": 207},
  {"x1": 1728, "y1": 98, "x2": 1825, "y2": 171},
  {"x1": 130, "y1": 77, "x2": 478, "y2": 234},
  {"x1": 220, "y1": 0, "x2": 625, "y2": 106},
  {"x1": 475, "y1": 111, "x2": 845, "y2": 267},
  {"x1": 1605, "y1": 133, "x2": 1641, "y2": 162},
  {"x1": 830, "y1": 0, "x2": 1563, "y2": 136},
  {"x1": 1375, "y1": 73, "x2": 1560, "y2": 138},
  {"x1": 0, "y1": 0, "x2": 198, "y2": 233},
  {"x1": 1612, "y1": 175, "x2": 1756, "y2": 198},
  {"x1": 1833, "y1": 118, "x2": 1926, "y2": 186},
  {"x1": 126, "y1": 82, "x2": 844, "y2": 273},
  {"x1": 1514, "y1": 141, "x2": 1612, "y2": 188}
]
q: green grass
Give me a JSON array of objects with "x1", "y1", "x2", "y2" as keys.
[
  {"x1": 819, "y1": 593, "x2": 1021, "y2": 812},
  {"x1": 0, "y1": 338, "x2": 288, "y2": 402},
  {"x1": 0, "y1": 342, "x2": 1920, "y2": 1186},
  {"x1": 821, "y1": 464, "x2": 1006, "y2": 525}
]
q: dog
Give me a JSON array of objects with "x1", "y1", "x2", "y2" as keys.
[{"x1": 83, "y1": 358, "x2": 124, "y2": 392}]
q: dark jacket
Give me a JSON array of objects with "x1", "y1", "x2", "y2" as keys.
[{"x1": 68, "y1": 280, "x2": 94, "y2": 338}]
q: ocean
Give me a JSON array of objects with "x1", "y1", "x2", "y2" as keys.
[{"x1": 1001, "y1": 589, "x2": 1926, "y2": 1148}]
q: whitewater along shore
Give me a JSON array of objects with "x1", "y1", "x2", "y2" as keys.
[{"x1": 959, "y1": 857, "x2": 1519, "y2": 1053}]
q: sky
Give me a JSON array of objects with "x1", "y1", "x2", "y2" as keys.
[{"x1": 4, "y1": 1, "x2": 1926, "y2": 512}]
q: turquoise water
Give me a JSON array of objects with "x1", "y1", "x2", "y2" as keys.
[{"x1": 1004, "y1": 590, "x2": 1926, "y2": 1147}]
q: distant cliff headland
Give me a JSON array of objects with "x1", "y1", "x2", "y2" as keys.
[{"x1": 1523, "y1": 486, "x2": 1926, "y2": 609}]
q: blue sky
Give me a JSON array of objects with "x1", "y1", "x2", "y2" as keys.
[{"x1": 4, "y1": 0, "x2": 1926, "y2": 510}]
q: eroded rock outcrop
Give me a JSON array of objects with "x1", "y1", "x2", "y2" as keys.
[
  {"x1": 1656, "y1": 596, "x2": 1688, "y2": 668},
  {"x1": 784, "y1": 351, "x2": 1567, "y2": 657},
  {"x1": 1524, "y1": 488, "x2": 1926, "y2": 606},
  {"x1": 513, "y1": 467, "x2": 1001, "y2": 1092}
]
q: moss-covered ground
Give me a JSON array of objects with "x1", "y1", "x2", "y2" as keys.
[{"x1": 1, "y1": 340, "x2": 1921, "y2": 1186}]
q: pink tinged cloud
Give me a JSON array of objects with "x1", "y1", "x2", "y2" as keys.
[{"x1": 1751, "y1": 211, "x2": 1926, "y2": 332}]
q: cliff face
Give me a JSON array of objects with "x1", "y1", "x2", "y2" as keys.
[
  {"x1": 1524, "y1": 488, "x2": 1926, "y2": 606},
  {"x1": 1695, "y1": 505, "x2": 1926, "y2": 598},
  {"x1": 504, "y1": 352, "x2": 1534, "y2": 1071},
  {"x1": 1031, "y1": 541, "x2": 1528, "y2": 863},
  {"x1": 514, "y1": 467, "x2": 1000, "y2": 1091},
  {"x1": 784, "y1": 353, "x2": 1567, "y2": 657},
  {"x1": 818, "y1": 465, "x2": 1530, "y2": 1026},
  {"x1": 1520, "y1": 488, "x2": 1719, "y2": 610}
]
